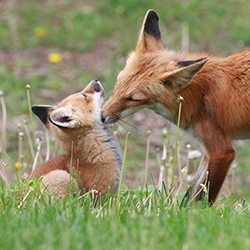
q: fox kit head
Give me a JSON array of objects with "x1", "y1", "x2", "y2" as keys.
[
  {"x1": 32, "y1": 79, "x2": 104, "y2": 144},
  {"x1": 102, "y1": 10, "x2": 208, "y2": 123}
]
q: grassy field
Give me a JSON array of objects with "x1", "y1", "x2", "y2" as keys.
[
  {"x1": 1, "y1": 0, "x2": 250, "y2": 249},
  {"x1": 1, "y1": 184, "x2": 250, "y2": 250}
]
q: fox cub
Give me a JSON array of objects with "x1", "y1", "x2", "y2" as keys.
[
  {"x1": 30, "y1": 79, "x2": 122, "y2": 198},
  {"x1": 102, "y1": 9, "x2": 250, "y2": 204}
]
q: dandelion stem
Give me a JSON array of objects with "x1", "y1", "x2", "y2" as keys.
[
  {"x1": 0, "y1": 91, "x2": 7, "y2": 151},
  {"x1": 117, "y1": 132, "x2": 129, "y2": 204},
  {"x1": 24, "y1": 122, "x2": 35, "y2": 160},
  {"x1": 26, "y1": 85, "x2": 36, "y2": 141},
  {"x1": 31, "y1": 137, "x2": 42, "y2": 172},
  {"x1": 144, "y1": 130, "x2": 151, "y2": 186},
  {"x1": 170, "y1": 96, "x2": 183, "y2": 197}
]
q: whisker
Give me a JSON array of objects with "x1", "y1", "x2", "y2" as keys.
[
  {"x1": 119, "y1": 119, "x2": 141, "y2": 133},
  {"x1": 117, "y1": 119, "x2": 147, "y2": 141},
  {"x1": 142, "y1": 109, "x2": 154, "y2": 127}
]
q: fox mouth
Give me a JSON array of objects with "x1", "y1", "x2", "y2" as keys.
[
  {"x1": 101, "y1": 114, "x2": 119, "y2": 124},
  {"x1": 102, "y1": 105, "x2": 146, "y2": 124}
]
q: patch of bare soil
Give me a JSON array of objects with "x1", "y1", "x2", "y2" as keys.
[{"x1": 0, "y1": 38, "x2": 111, "y2": 76}]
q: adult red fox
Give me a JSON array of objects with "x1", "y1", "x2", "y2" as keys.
[
  {"x1": 102, "y1": 9, "x2": 250, "y2": 204},
  {"x1": 30, "y1": 79, "x2": 122, "y2": 198}
]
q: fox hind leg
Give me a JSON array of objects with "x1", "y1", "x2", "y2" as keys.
[{"x1": 41, "y1": 170, "x2": 79, "y2": 198}]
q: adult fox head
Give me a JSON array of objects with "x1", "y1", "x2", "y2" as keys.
[
  {"x1": 102, "y1": 10, "x2": 208, "y2": 123},
  {"x1": 32, "y1": 79, "x2": 104, "y2": 144}
]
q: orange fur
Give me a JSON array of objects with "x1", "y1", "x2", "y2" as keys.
[
  {"x1": 102, "y1": 10, "x2": 250, "y2": 204},
  {"x1": 30, "y1": 79, "x2": 122, "y2": 198}
]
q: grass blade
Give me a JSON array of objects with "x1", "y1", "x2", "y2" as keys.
[{"x1": 117, "y1": 132, "x2": 129, "y2": 205}]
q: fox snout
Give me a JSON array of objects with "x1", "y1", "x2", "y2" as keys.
[
  {"x1": 92, "y1": 78, "x2": 104, "y2": 94},
  {"x1": 101, "y1": 113, "x2": 119, "y2": 124},
  {"x1": 83, "y1": 78, "x2": 104, "y2": 97}
]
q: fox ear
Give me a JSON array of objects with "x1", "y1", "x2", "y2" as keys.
[
  {"x1": 49, "y1": 107, "x2": 77, "y2": 128},
  {"x1": 136, "y1": 9, "x2": 164, "y2": 53},
  {"x1": 159, "y1": 58, "x2": 208, "y2": 88},
  {"x1": 32, "y1": 105, "x2": 53, "y2": 125}
]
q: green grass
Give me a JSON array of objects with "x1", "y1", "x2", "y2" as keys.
[
  {"x1": 0, "y1": 182, "x2": 250, "y2": 250},
  {"x1": 1, "y1": 0, "x2": 250, "y2": 249}
]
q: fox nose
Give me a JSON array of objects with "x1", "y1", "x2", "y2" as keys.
[
  {"x1": 92, "y1": 78, "x2": 102, "y2": 93},
  {"x1": 101, "y1": 114, "x2": 105, "y2": 123}
]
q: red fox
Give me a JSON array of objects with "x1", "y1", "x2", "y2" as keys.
[
  {"x1": 30, "y1": 79, "x2": 122, "y2": 198},
  {"x1": 101, "y1": 9, "x2": 250, "y2": 204}
]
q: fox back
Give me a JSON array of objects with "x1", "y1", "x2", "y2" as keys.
[
  {"x1": 31, "y1": 79, "x2": 122, "y2": 198},
  {"x1": 102, "y1": 10, "x2": 250, "y2": 204}
]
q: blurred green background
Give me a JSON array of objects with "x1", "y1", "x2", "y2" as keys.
[{"x1": 1, "y1": 0, "x2": 250, "y2": 197}]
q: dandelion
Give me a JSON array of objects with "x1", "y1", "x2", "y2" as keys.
[
  {"x1": 34, "y1": 27, "x2": 48, "y2": 38},
  {"x1": 15, "y1": 162, "x2": 23, "y2": 170},
  {"x1": 48, "y1": 53, "x2": 63, "y2": 64}
]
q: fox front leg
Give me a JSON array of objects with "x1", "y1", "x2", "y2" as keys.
[{"x1": 193, "y1": 154, "x2": 209, "y2": 201}]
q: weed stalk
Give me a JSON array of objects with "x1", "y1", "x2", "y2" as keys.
[
  {"x1": 31, "y1": 137, "x2": 42, "y2": 172},
  {"x1": 144, "y1": 130, "x2": 151, "y2": 186},
  {"x1": 170, "y1": 96, "x2": 183, "y2": 197},
  {"x1": 0, "y1": 91, "x2": 7, "y2": 152},
  {"x1": 25, "y1": 85, "x2": 36, "y2": 160},
  {"x1": 158, "y1": 129, "x2": 168, "y2": 192},
  {"x1": 16, "y1": 131, "x2": 24, "y2": 171}
]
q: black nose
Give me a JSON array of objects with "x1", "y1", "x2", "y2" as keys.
[
  {"x1": 93, "y1": 78, "x2": 101, "y2": 92},
  {"x1": 101, "y1": 114, "x2": 105, "y2": 123}
]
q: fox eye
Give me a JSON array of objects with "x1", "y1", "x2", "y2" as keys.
[
  {"x1": 82, "y1": 93, "x2": 87, "y2": 100},
  {"x1": 126, "y1": 97, "x2": 141, "y2": 102}
]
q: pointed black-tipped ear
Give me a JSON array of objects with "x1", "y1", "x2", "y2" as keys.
[
  {"x1": 32, "y1": 105, "x2": 53, "y2": 125},
  {"x1": 144, "y1": 9, "x2": 161, "y2": 40},
  {"x1": 159, "y1": 58, "x2": 208, "y2": 88},
  {"x1": 136, "y1": 9, "x2": 164, "y2": 52}
]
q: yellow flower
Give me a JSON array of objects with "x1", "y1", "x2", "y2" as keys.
[
  {"x1": 48, "y1": 53, "x2": 63, "y2": 63},
  {"x1": 34, "y1": 27, "x2": 48, "y2": 38},
  {"x1": 15, "y1": 162, "x2": 23, "y2": 170}
]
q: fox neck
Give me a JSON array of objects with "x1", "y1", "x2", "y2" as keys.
[
  {"x1": 153, "y1": 72, "x2": 206, "y2": 138},
  {"x1": 61, "y1": 124, "x2": 121, "y2": 167}
]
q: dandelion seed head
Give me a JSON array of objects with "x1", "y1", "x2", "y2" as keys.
[
  {"x1": 186, "y1": 174, "x2": 193, "y2": 182},
  {"x1": 162, "y1": 128, "x2": 168, "y2": 135},
  {"x1": 188, "y1": 150, "x2": 202, "y2": 159},
  {"x1": 232, "y1": 163, "x2": 237, "y2": 169},
  {"x1": 2, "y1": 162, "x2": 7, "y2": 168},
  {"x1": 177, "y1": 95, "x2": 184, "y2": 102}
]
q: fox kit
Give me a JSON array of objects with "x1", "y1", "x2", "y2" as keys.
[
  {"x1": 102, "y1": 9, "x2": 250, "y2": 204},
  {"x1": 30, "y1": 79, "x2": 122, "y2": 198}
]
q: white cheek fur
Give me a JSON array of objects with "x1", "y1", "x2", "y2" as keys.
[{"x1": 92, "y1": 92, "x2": 104, "y2": 122}]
